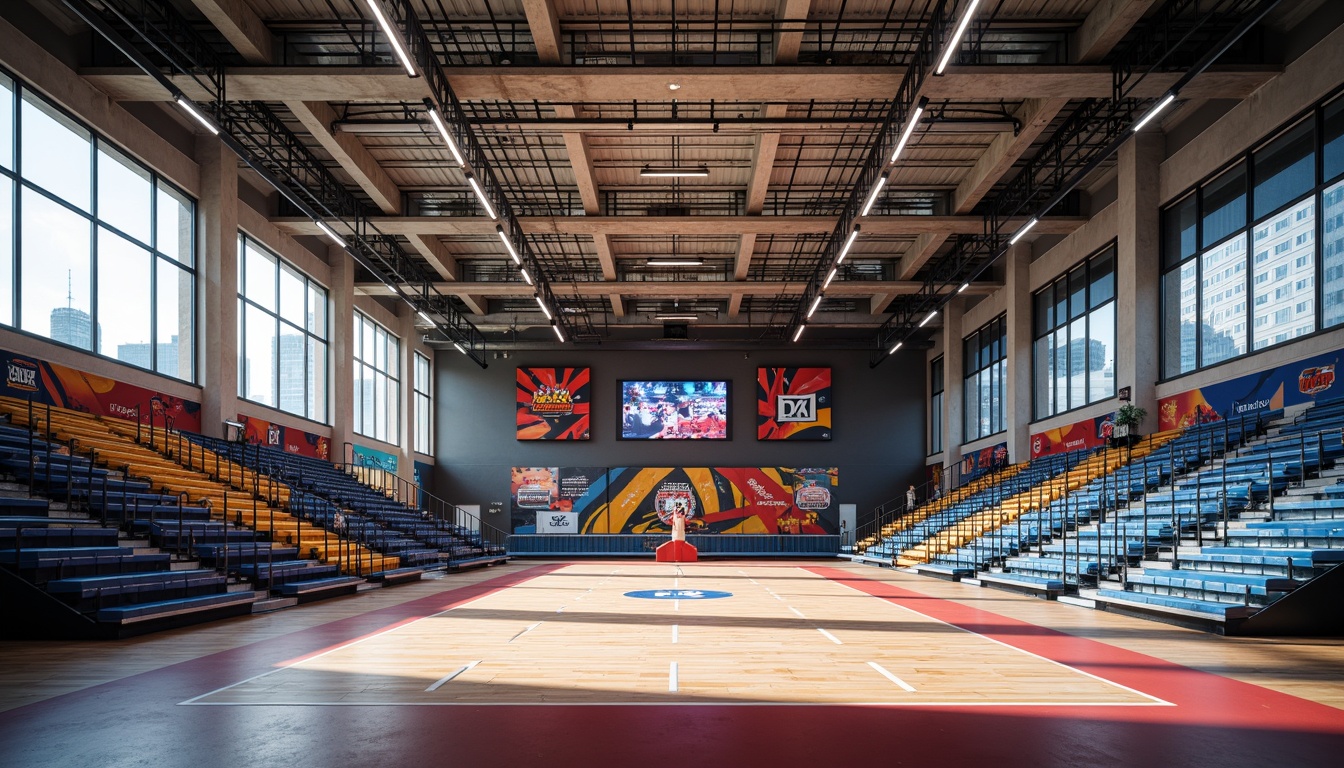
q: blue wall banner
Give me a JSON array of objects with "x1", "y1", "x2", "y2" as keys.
[{"x1": 1160, "y1": 348, "x2": 1341, "y2": 430}]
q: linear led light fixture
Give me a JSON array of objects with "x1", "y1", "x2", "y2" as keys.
[
  {"x1": 647, "y1": 258, "x2": 705, "y2": 267},
  {"x1": 363, "y1": 0, "x2": 418, "y2": 77},
  {"x1": 958, "y1": 282, "x2": 970, "y2": 293},
  {"x1": 519, "y1": 267, "x2": 533, "y2": 285},
  {"x1": 919, "y1": 310, "x2": 938, "y2": 327},
  {"x1": 639, "y1": 165, "x2": 709, "y2": 178},
  {"x1": 807, "y1": 295, "x2": 824, "y2": 319},
  {"x1": 655, "y1": 315, "x2": 699, "y2": 322},
  {"x1": 314, "y1": 220, "x2": 345, "y2": 247},
  {"x1": 535, "y1": 296, "x2": 552, "y2": 320},
  {"x1": 792, "y1": 324, "x2": 805, "y2": 343},
  {"x1": 890, "y1": 97, "x2": 930, "y2": 163},
  {"x1": 416, "y1": 310, "x2": 435, "y2": 325},
  {"x1": 466, "y1": 174, "x2": 497, "y2": 220},
  {"x1": 1132, "y1": 92, "x2": 1177, "y2": 133},
  {"x1": 935, "y1": 0, "x2": 983, "y2": 75},
  {"x1": 453, "y1": 342, "x2": 466, "y2": 354},
  {"x1": 495, "y1": 224, "x2": 520, "y2": 264},
  {"x1": 837, "y1": 226, "x2": 861, "y2": 264},
  {"x1": 1009, "y1": 217, "x2": 1038, "y2": 245},
  {"x1": 553, "y1": 323, "x2": 566, "y2": 343},
  {"x1": 173, "y1": 95, "x2": 219, "y2": 135},
  {"x1": 823, "y1": 268, "x2": 838, "y2": 290},
  {"x1": 424, "y1": 99, "x2": 466, "y2": 166},
  {"x1": 889, "y1": 341, "x2": 903, "y2": 354},
  {"x1": 861, "y1": 174, "x2": 888, "y2": 217}
]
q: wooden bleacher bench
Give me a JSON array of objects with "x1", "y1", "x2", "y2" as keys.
[{"x1": 366, "y1": 566, "x2": 426, "y2": 585}]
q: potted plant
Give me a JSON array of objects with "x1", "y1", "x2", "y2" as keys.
[{"x1": 1113, "y1": 404, "x2": 1147, "y2": 446}]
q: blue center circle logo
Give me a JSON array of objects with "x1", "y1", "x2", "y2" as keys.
[{"x1": 624, "y1": 589, "x2": 733, "y2": 600}]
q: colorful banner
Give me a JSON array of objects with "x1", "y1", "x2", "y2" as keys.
[
  {"x1": 1159, "y1": 348, "x2": 1341, "y2": 431},
  {"x1": 516, "y1": 367, "x2": 591, "y2": 440},
  {"x1": 1030, "y1": 412, "x2": 1116, "y2": 459},
  {"x1": 960, "y1": 442, "x2": 1008, "y2": 482},
  {"x1": 1, "y1": 348, "x2": 201, "y2": 431},
  {"x1": 236, "y1": 413, "x2": 331, "y2": 460},
  {"x1": 510, "y1": 466, "x2": 838, "y2": 535},
  {"x1": 352, "y1": 443, "x2": 398, "y2": 473},
  {"x1": 757, "y1": 367, "x2": 832, "y2": 440}
]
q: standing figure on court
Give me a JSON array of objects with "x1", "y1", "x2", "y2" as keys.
[{"x1": 906, "y1": 484, "x2": 917, "y2": 512}]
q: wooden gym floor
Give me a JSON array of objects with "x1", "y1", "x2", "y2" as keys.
[{"x1": 1, "y1": 560, "x2": 1342, "y2": 767}]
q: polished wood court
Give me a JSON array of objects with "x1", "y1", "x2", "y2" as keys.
[{"x1": 2, "y1": 561, "x2": 1343, "y2": 768}]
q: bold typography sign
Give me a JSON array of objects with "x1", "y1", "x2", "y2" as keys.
[
  {"x1": 757, "y1": 367, "x2": 832, "y2": 440},
  {"x1": 1158, "y1": 348, "x2": 1342, "y2": 431},
  {"x1": 0, "y1": 348, "x2": 201, "y2": 431},
  {"x1": 517, "y1": 367, "x2": 590, "y2": 440}
]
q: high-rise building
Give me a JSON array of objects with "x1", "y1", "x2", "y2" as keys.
[
  {"x1": 49, "y1": 307, "x2": 93, "y2": 350},
  {"x1": 116, "y1": 336, "x2": 179, "y2": 373}
]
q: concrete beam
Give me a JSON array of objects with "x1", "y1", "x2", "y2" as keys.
[
  {"x1": 403, "y1": 233, "x2": 459, "y2": 281},
  {"x1": 80, "y1": 66, "x2": 1278, "y2": 104},
  {"x1": 870, "y1": 293, "x2": 896, "y2": 315},
  {"x1": 728, "y1": 293, "x2": 745, "y2": 317},
  {"x1": 357, "y1": 279, "x2": 1001, "y2": 299},
  {"x1": 897, "y1": 233, "x2": 950, "y2": 281},
  {"x1": 272, "y1": 214, "x2": 1088, "y2": 238},
  {"x1": 186, "y1": 0, "x2": 274, "y2": 64},
  {"x1": 1073, "y1": 0, "x2": 1163, "y2": 63},
  {"x1": 555, "y1": 105, "x2": 600, "y2": 213},
  {"x1": 734, "y1": 234, "x2": 757, "y2": 280},
  {"x1": 285, "y1": 100, "x2": 402, "y2": 215},
  {"x1": 458, "y1": 294, "x2": 489, "y2": 315},
  {"x1": 592, "y1": 233, "x2": 618, "y2": 281},
  {"x1": 774, "y1": 0, "x2": 813, "y2": 65},
  {"x1": 952, "y1": 98, "x2": 1067, "y2": 214},
  {"x1": 609, "y1": 294, "x2": 625, "y2": 317},
  {"x1": 520, "y1": 0, "x2": 564, "y2": 65}
]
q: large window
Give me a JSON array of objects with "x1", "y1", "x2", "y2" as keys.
[
  {"x1": 237, "y1": 234, "x2": 328, "y2": 422},
  {"x1": 413, "y1": 352, "x2": 432, "y2": 455},
  {"x1": 354, "y1": 312, "x2": 400, "y2": 444},
  {"x1": 963, "y1": 315, "x2": 1006, "y2": 443},
  {"x1": 1162, "y1": 92, "x2": 1344, "y2": 378},
  {"x1": 1033, "y1": 245, "x2": 1116, "y2": 419},
  {"x1": 929, "y1": 356, "x2": 944, "y2": 455},
  {"x1": 0, "y1": 68, "x2": 195, "y2": 380}
]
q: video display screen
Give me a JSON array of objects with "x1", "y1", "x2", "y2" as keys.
[{"x1": 619, "y1": 380, "x2": 730, "y2": 440}]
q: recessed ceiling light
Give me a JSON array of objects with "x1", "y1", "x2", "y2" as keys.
[{"x1": 668, "y1": 83, "x2": 681, "y2": 91}]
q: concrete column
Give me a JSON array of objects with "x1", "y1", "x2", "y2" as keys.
[
  {"x1": 1004, "y1": 243, "x2": 1033, "y2": 460},
  {"x1": 327, "y1": 244, "x2": 355, "y2": 458},
  {"x1": 1116, "y1": 132, "x2": 1165, "y2": 416},
  {"x1": 196, "y1": 137, "x2": 238, "y2": 438},
  {"x1": 941, "y1": 297, "x2": 966, "y2": 473},
  {"x1": 394, "y1": 302, "x2": 415, "y2": 481}
]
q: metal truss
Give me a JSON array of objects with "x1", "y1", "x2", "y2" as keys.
[
  {"x1": 60, "y1": 0, "x2": 494, "y2": 367},
  {"x1": 865, "y1": 0, "x2": 1283, "y2": 367}
]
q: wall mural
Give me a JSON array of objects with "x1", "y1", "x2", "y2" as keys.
[
  {"x1": 757, "y1": 367, "x2": 832, "y2": 440},
  {"x1": 516, "y1": 367, "x2": 590, "y2": 440},
  {"x1": 1, "y1": 348, "x2": 201, "y2": 431},
  {"x1": 510, "y1": 466, "x2": 838, "y2": 536}
]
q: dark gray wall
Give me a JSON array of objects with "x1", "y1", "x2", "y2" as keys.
[{"x1": 433, "y1": 348, "x2": 926, "y2": 528}]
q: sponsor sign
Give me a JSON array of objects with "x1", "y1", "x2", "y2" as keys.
[
  {"x1": 517, "y1": 367, "x2": 590, "y2": 440},
  {"x1": 0, "y1": 348, "x2": 201, "y2": 431},
  {"x1": 237, "y1": 414, "x2": 331, "y2": 460},
  {"x1": 1158, "y1": 348, "x2": 1342, "y2": 431},
  {"x1": 758, "y1": 367, "x2": 832, "y2": 440},
  {"x1": 537, "y1": 510, "x2": 578, "y2": 534},
  {"x1": 1030, "y1": 412, "x2": 1116, "y2": 459},
  {"x1": 960, "y1": 442, "x2": 1008, "y2": 482}
]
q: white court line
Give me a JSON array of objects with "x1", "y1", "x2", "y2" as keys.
[
  {"x1": 867, "y1": 661, "x2": 917, "y2": 692},
  {"x1": 178, "y1": 574, "x2": 519, "y2": 705},
  {"x1": 425, "y1": 661, "x2": 481, "y2": 692},
  {"x1": 788, "y1": 606, "x2": 806, "y2": 618},
  {"x1": 674, "y1": 578, "x2": 679, "y2": 589},
  {"x1": 556, "y1": 606, "x2": 566, "y2": 613},
  {"x1": 508, "y1": 622, "x2": 541, "y2": 643},
  {"x1": 672, "y1": 625, "x2": 679, "y2": 644},
  {"x1": 185, "y1": 700, "x2": 1171, "y2": 708},
  {"x1": 674, "y1": 599, "x2": 679, "y2": 612},
  {"x1": 669, "y1": 662, "x2": 679, "y2": 692},
  {"x1": 830, "y1": 578, "x2": 1173, "y2": 706},
  {"x1": 817, "y1": 628, "x2": 843, "y2": 645}
]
